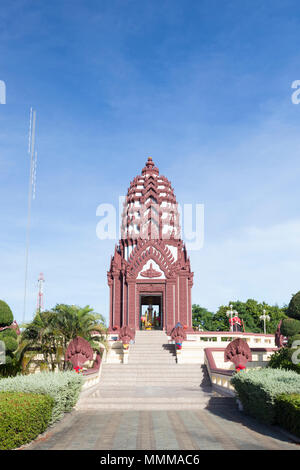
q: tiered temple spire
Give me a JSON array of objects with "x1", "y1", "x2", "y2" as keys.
[{"x1": 107, "y1": 157, "x2": 193, "y2": 332}]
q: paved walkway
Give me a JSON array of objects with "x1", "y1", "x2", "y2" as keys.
[
  {"x1": 26, "y1": 405, "x2": 298, "y2": 450},
  {"x1": 24, "y1": 332, "x2": 300, "y2": 450}
]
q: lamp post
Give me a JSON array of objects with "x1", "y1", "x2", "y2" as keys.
[
  {"x1": 226, "y1": 304, "x2": 234, "y2": 332},
  {"x1": 259, "y1": 309, "x2": 270, "y2": 335}
]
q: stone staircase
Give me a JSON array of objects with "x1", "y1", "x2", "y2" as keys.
[
  {"x1": 76, "y1": 330, "x2": 234, "y2": 410},
  {"x1": 128, "y1": 330, "x2": 176, "y2": 365}
]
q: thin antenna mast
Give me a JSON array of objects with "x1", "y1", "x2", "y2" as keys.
[
  {"x1": 23, "y1": 108, "x2": 37, "y2": 323},
  {"x1": 37, "y1": 272, "x2": 45, "y2": 313}
]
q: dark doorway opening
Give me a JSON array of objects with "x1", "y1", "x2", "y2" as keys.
[{"x1": 140, "y1": 294, "x2": 163, "y2": 330}]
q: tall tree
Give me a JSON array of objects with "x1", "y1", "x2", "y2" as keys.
[
  {"x1": 213, "y1": 299, "x2": 287, "y2": 333},
  {"x1": 192, "y1": 305, "x2": 215, "y2": 331},
  {"x1": 19, "y1": 304, "x2": 107, "y2": 371}
]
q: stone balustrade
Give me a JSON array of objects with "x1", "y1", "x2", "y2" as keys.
[
  {"x1": 203, "y1": 345, "x2": 278, "y2": 396},
  {"x1": 82, "y1": 349, "x2": 107, "y2": 390},
  {"x1": 173, "y1": 331, "x2": 276, "y2": 364}
]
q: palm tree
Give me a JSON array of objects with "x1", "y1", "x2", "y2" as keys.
[
  {"x1": 18, "y1": 310, "x2": 60, "y2": 372},
  {"x1": 51, "y1": 304, "x2": 107, "y2": 369},
  {"x1": 18, "y1": 304, "x2": 107, "y2": 372}
]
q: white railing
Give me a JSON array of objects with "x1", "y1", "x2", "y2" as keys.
[
  {"x1": 173, "y1": 332, "x2": 276, "y2": 364},
  {"x1": 82, "y1": 349, "x2": 107, "y2": 390}
]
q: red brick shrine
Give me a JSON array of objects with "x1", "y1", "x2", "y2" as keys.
[{"x1": 107, "y1": 157, "x2": 194, "y2": 332}]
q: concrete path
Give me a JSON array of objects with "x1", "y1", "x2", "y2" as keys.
[
  {"x1": 26, "y1": 404, "x2": 298, "y2": 450},
  {"x1": 25, "y1": 331, "x2": 299, "y2": 450}
]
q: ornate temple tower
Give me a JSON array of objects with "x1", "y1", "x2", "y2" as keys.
[{"x1": 107, "y1": 157, "x2": 194, "y2": 332}]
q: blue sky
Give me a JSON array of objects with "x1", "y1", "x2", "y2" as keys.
[{"x1": 1, "y1": 0, "x2": 300, "y2": 323}]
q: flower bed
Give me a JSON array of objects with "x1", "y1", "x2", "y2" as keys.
[
  {"x1": 231, "y1": 368, "x2": 300, "y2": 424},
  {"x1": 0, "y1": 371, "x2": 83, "y2": 424},
  {"x1": 276, "y1": 394, "x2": 300, "y2": 438},
  {"x1": 0, "y1": 392, "x2": 54, "y2": 449}
]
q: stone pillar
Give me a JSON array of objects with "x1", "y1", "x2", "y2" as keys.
[
  {"x1": 166, "y1": 280, "x2": 175, "y2": 331},
  {"x1": 112, "y1": 272, "x2": 122, "y2": 328},
  {"x1": 108, "y1": 279, "x2": 113, "y2": 331},
  {"x1": 188, "y1": 279, "x2": 193, "y2": 328},
  {"x1": 178, "y1": 273, "x2": 189, "y2": 327},
  {"x1": 127, "y1": 279, "x2": 136, "y2": 329}
]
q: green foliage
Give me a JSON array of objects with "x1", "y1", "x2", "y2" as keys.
[
  {"x1": 0, "y1": 357, "x2": 22, "y2": 377},
  {"x1": 280, "y1": 318, "x2": 300, "y2": 338},
  {"x1": 0, "y1": 328, "x2": 17, "y2": 339},
  {"x1": 19, "y1": 304, "x2": 107, "y2": 372},
  {"x1": 202, "y1": 299, "x2": 286, "y2": 333},
  {"x1": 276, "y1": 394, "x2": 300, "y2": 438},
  {"x1": 0, "y1": 301, "x2": 18, "y2": 371},
  {"x1": 0, "y1": 371, "x2": 83, "y2": 424},
  {"x1": 268, "y1": 347, "x2": 300, "y2": 374},
  {"x1": 192, "y1": 305, "x2": 215, "y2": 330},
  {"x1": 0, "y1": 334, "x2": 18, "y2": 353},
  {"x1": 0, "y1": 392, "x2": 53, "y2": 450},
  {"x1": 0, "y1": 300, "x2": 13, "y2": 326},
  {"x1": 231, "y1": 368, "x2": 300, "y2": 424},
  {"x1": 287, "y1": 291, "x2": 300, "y2": 320},
  {"x1": 287, "y1": 334, "x2": 300, "y2": 347}
]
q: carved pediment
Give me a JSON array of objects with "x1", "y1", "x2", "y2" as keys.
[
  {"x1": 137, "y1": 258, "x2": 165, "y2": 279},
  {"x1": 140, "y1": 263, "x2": 162, "y2": 278}
]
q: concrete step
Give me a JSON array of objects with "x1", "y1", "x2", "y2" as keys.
[
  {"x1": 131, "y1": 346, "x2": 174, "y2": 349},
  {"x1": 129, "y1": 351, "x2": 175, "y2": 354},
  {"x1": 101, "y1": 372, "x2": 200, "y2": 376},
  {"x1": 100, "y1": 377, "x2": 204, "y2": 382},
  {"x1": 98, "y1": 381, "x2": 204, "y2": 386},
  {"x1": 76, "y1": 403, "x2": 210, "y2": 410},
  {"x1": 101, "y1": 371, "x2": 204, "y2": 377},
  {"x1": 128, "y1": 355, "x2": 176, "y2": 359},
  {"x1": 76, "y1": 397, "x2": 234, "y2": 411},
  {"x1": 87, "y1": 395, "x2": 213, "y2": 403},
  {"x1": 102, "y1": 364, "x2": 203, "y2": 370},
  {"x1": 129, "y1": 349, "x2": 175, "y2": 353},
  {"x1": 128, "y1": 351, "x2": 175, "y2": 355},
  {"x1": 127, "y1": 362, "x2": 176, "y2": 365}
]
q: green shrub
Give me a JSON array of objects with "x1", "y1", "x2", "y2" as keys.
[
  {"x1": 287, "y1": 334, "x2": 300, "y2": 348},
  {"x1": 0, "y1": 358, "x2": 22, "y2": 377},
  {"x1": 0, "y1": 328, "x2": 17, "y2": 339},
  {"x1": 0, "y1": 301, "x2": 18, "y2": 369},
  {"x1": 0, "y1": 300, "x2": 13, "y2": 326},
  {"x1": 280, "y1": 318, "x2": 300, "y2": 337},
  {"x1": 0, "y1": 392, "x2": 54, "y2": 449},
  {"x1": 0, "y1": 371, "x2": 83, "y2": 424},
  {"x1": 276, "y1": 394, "x2": 300, "y2": 438},
  {"x1": 287, "y1": 291, "x2": 300, "y2": 320},
  {"x1": 268, "y1": 347, "x2": 300, "y2": 374},
  {"x1": 0, "y1": 334, "x2": 18, "y2": 353},
  {"x1": 231, "y1": 368, "x2": 300, "y2": 424}
]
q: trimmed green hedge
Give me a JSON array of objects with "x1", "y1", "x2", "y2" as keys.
[
  {"x1": 281, "y1": 318, "x2": 300, "y2": 337},
  {"x1": 268, "y1": 347, "x2": 300, "y2": 374},
  {"x1": 231, "y1": 368, "x2": 300, "y2": 424},
  {"x1": 0, "y1": 371, "x2": 83, "y2": 424},
  {"x1": 287, "y1": 291, "x2": 300, "y2": 320},
  {"x1": 0, "y1": 300, "x2": 13, "y2": 326},
  {"x1": 0, "y1": 392, "x2": 54, "y2": 449},
  {"x1": 276, "y1": 394, "x2": 300, "y2": 438}
]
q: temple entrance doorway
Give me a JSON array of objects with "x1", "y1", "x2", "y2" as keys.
[{"x1": 140, "y1": 294, "x2": 163, "y2": 330}]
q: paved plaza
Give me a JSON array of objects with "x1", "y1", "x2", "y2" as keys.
[
  {"x1": 25, "y1": 330, "x2": 299, "y2": 451},
  {"x1": 26, "y1": 403, "x2": 298, "y2": 450}
]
